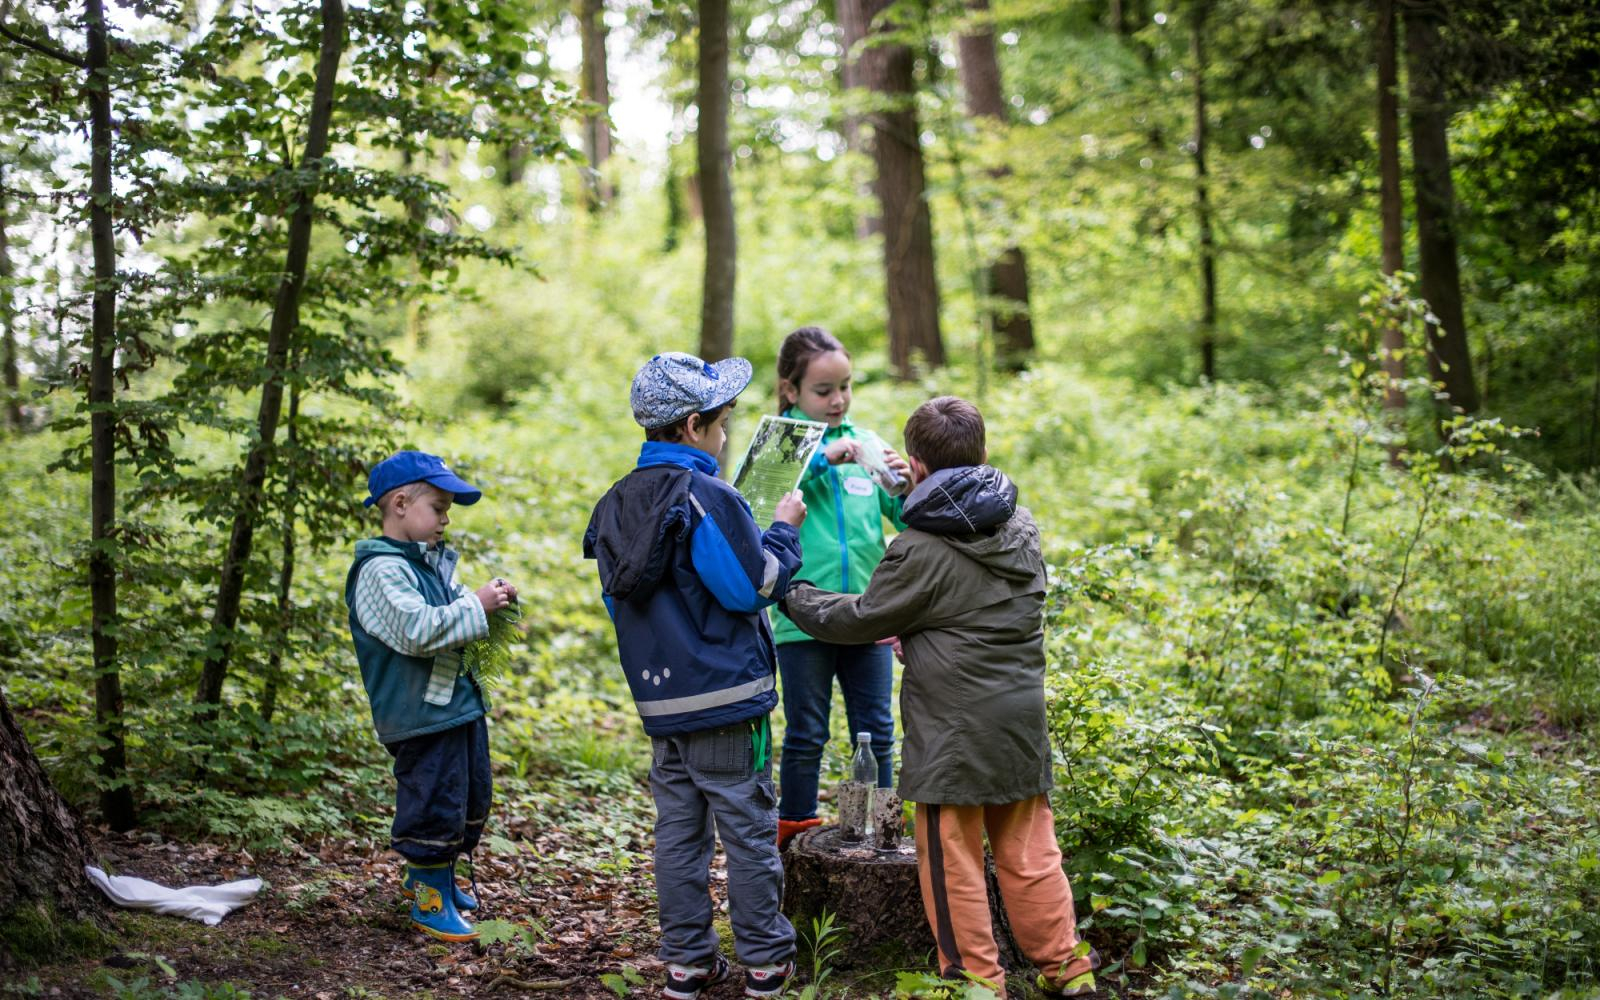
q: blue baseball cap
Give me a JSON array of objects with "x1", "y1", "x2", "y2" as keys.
[
  {"x1": 363, "y1": 451, "x2": 483, "y2": 507},
  {"x1": 630, "y1": 352, "x2": 753, "y2": 429}
]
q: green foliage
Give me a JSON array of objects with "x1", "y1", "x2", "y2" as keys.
[
  {"x1": 464, "y1": 604, "x2": 524, "y2": 689},
  {"x1": 794, "y1": 910, "x2": 846, "y2": 1000},
  {"x1": 599, "y1": 964, "x2": 645, "y2": 998}
]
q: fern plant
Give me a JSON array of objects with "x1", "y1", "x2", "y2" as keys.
[{"x1": 463, "y1": 602, "x2": 523, "y2": 688}]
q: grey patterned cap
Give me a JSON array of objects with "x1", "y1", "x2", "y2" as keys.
[{"x1": 630, "y1": 352, "x2": 754, "y2": 429}]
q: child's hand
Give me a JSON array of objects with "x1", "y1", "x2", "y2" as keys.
[
  {"x1": 476, "y1": 578, "x2": 516, "y2": 613},
  {"x1": 822, "y1": 439, "x2": 860, "y2": 465},
  {"x1": 877, "y1": 634, "x2": 905, "y2": 663},
  {"x1": 882, "y1": 448, "x2": 912, "y2": 480},
  {"x1": 775, "y1": 491, "x2": 807, "y2": 527}
]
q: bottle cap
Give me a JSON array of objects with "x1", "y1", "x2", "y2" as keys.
[{"x1": 856, "y1": 732, "x2": 871, "y2": 741}]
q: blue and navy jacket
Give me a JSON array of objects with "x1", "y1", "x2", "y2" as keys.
[
  {"x1": 583, "y1": 442, "x2": 803, "y2": 736},
  {"x1": 345, "y1": 537, "x2": 488, "y2": 744}
]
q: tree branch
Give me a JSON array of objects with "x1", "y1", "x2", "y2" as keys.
[{"x1": 0, "y1": 12, "x2": 88, "y2": 69}]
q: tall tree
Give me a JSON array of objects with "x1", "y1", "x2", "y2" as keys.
[
  {"x1": 1191, "y1": 0, "x2": 1218, "y2": 382},
  {"x1": 195, "y1": 0, "x2": 346, "y2": 719},
  {"x1": 835, "y1": 0, "x2": 880, "y2": 239},
  {"x1": 697, "y1": 0, "x2": 736, "y2": 362},
  {"x1": 0, "y1": 686, "x2": 107, "y2": 956},
  {"x1": 1404, "y1": 1, "x2": 1478, "y2": 414},
  {"x1": 4, "y1": 0, "x2": 140, "y2": 828},
  {"x1": 851, "y1": 0, "x2": 945, "y2": 376},
  {"x1": 83, "y1": 0, "x2": 136, "y2": 829},
  {"x1": 1375, "y1": 0, "x2": 1408, "y2": 438},
  {"x1": 577, "y1": 0, "x2": 614, "y2": 210},
  {"x1": 955, "y1": 0, "x2": 1034, "y2": 368},
  {"x1": 0, "y1": 159, "x2": 19, "y2": 430}
]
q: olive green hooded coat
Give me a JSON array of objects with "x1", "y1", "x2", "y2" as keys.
[{"x1": 781, "y1": 465, "x2": 1052, "y2": 806}]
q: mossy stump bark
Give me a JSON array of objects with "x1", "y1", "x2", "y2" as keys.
[
  {"x1": 0, "y1": 688, "x2": 108, "y2": 967},
  {"x1": 781, "y1": 824, "x2": 1024, "y2": 974}
]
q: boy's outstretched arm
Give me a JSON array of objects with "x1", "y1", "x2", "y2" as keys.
[
  {"x1": 689, "y1": 486, "x2": 804, "y2": 613},
  {"x1": 782, "y1": 542, "x2": 927, "y2": 644},
  {"x1": 354, "y1": 559, "x2": 489, "y2": 656}
]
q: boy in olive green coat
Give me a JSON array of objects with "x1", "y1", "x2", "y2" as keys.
[{"x1": 781, "y1": 396, "x2": 1098, "y2": 997}]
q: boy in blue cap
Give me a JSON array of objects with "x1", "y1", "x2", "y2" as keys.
[
  {"x1": 346, "y1": 450, "x2": 518, "y2": 942},
  {"x1": 584, "y1": 353, "x2": 807, "y2": 999}
]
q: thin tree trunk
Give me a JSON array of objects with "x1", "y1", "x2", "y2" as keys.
[
  {"x1": 85, "y1": 0, "x2": 135, "y2": 831},
  {"x1": 1192, "y1": 0, "x2": 1217, "y2": 382},
  {"x1": 259, "y1": 380, "x2": 299, "y2": 726},
  {"x1": 1, "y1": 160, "x2": 22, "y2": 429},
  {"x1": 1376, "y1": 0, "x2": 1407, "y2": 462},
  {"x1": 196, "y1": 0, "x2": 346, "y2": 720},
  {"x1": 836, "y1": 0, "x2": 880, "y2": 239},
  {"x1": 1404, "y1": 2, "x2": 1478, "y2": 416},
  {"x1": 856, "y1": 0, "x2": 944, "y2": 376},
  {"x1": 400, "y1": 147, "x2": 428, "y2": 349},
  {"x1": 0, "y1": 686, "x2": 107, "y2": 941},
  {"x1": 577, "y1": 0, "x2": 613, "y2": 210},
  {"x1": 696, "y1": 0, "x2": 735, "y2": 362},
  {"x1": 956, "y1": 0, "x2": 1034, "y2": 368}
]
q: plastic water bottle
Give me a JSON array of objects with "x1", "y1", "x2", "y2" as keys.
[{"x1": 851, "y1": 732, "x2": 877, "y2": 842}]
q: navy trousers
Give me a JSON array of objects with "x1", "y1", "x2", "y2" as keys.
[{"x1": 386, "y1": 716, "x2": 491, "y2": 865}]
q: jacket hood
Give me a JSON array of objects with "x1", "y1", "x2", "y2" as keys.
[
  {"x1": 902, "y1": 465, "x2": 1017, "y2": 534},
  {"x1": 902, "y1": 466, "x2": 1039, "y2": 582},
  {"x1": 583, "y1": 466, "x2": 694, "y2": 601}
]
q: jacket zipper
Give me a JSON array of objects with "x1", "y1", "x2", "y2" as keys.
[{"x1": 830, "y1": 465, "x2": 850, "y2": 590}]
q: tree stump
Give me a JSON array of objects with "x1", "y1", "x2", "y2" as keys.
[{"x1": 782, "y1": 820, "x2": 1026, "y2": 977}]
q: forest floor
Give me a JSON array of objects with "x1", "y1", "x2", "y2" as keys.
[{"x1": 19, "y1": 769, "x2": 742, "y2": 1000}]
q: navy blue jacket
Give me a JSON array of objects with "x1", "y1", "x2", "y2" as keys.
[{"x1": 584, "y1": 442, "x2": 803, "y2": 736}]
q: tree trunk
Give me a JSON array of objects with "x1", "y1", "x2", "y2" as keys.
[
  {"x1": 856, "y1": 0, "x2": 944, "y2": 377},
  {"x1": 196, "y1": 0, "x2": 345, "y2": 721},
  {"x1": 400, "y1": 148, "x2": 428, "y2": 349},
  {"x1": 85, "y1": 0, "x2": 136, "y2": 832},
  {"x1": 696, "y1": 0, "x2": 736, "y2": 363},
  {"x1": 260, "y1": 380, "x2": 299, "y2": 727},
  {"x1": 0, "y1": 686, "x2": 108, "y2": 964},
  {"x1": 1375, "y1": 0, "x2": 1408, "y2": 461},
  {"x1": 1, "y1": 164, "x2": 20, "y2": 431},
  {"x1": 836, "y1": 0, "x2": 880, "y2": 239},
  {"x1": 1404, "y1": 2, "x2": 1478, "y2": 416},
  {"x1": 956, "y1": 0, "x2": 1034, "y2": 369},
  {"x1": 1192, "y1": 0, "x2": 1217, "y2": 382},
  {"x1": 577, "y1": 0, "x2": 613, "y2": 210}
]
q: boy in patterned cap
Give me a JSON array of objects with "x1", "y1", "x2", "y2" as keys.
[
  {"x1": 584, "y1": 353, "x2": 807, "y2": 999},
  {"x1": 346, "y1": 450, "x2": 518, "y2": 942}
]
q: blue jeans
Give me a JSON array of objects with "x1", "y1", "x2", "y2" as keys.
[
  {"x1": 650, "y1": 721, "x2": 795, "y2": 968},
  {"x1": 777, "y1": 640, "x2": 894, "y2": 821}
]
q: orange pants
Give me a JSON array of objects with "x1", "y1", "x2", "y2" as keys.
[{"x1": 915, "y1": 796, "x2": 1083, "y2": 994}]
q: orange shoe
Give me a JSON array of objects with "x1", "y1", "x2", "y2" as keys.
[{"x1": 777, "y1": 817, "x2": 823, "y2": 848}]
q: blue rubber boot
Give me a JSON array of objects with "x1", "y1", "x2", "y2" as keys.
[
  {"x1": 402, "y1": 857, "x2": 478, "y2": 912},
  {"x1": 405, "y1": 862, "x2": 478, "y2": 942}
]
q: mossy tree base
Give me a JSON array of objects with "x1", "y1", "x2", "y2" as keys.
[{"x1": 0, "y1": 687, "x2": 108, "y2": 968}]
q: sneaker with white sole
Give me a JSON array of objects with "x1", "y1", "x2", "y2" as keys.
[
  {"x1": 743, "y1": 959, "x2": 795, "y2": 998},
  {"x1": 663, "y1": 954, "x2": 731, "y2": 1000}
]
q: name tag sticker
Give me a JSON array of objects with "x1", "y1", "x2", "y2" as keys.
[{"x1": 844, "y1": 477, "x2": 875, "y2": 497}]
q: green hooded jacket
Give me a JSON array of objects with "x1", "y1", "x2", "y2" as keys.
[{"x1": 770, "y1": 409, "x2": 907, "y2": 645}]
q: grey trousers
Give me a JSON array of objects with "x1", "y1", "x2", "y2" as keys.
[{"x1": 650, "y1": 720, "x2": 796, "y2": 968}]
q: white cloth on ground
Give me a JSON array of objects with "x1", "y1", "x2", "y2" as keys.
[{"x1": 85, "y1": 866, "x2": 262, "y2": 926}]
